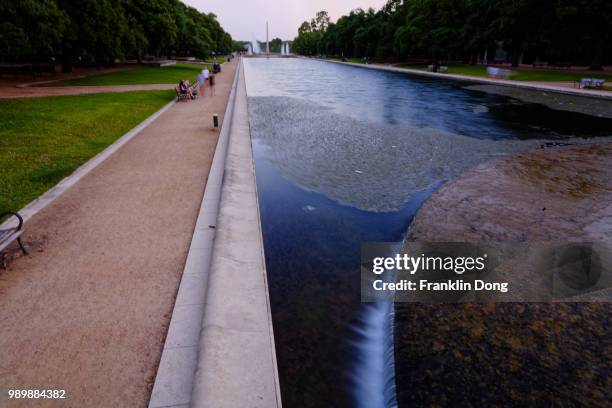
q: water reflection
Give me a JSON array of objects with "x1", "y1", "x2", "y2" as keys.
[{"x1": 245, "y1": 58, "x2": 612, "y2": 139}]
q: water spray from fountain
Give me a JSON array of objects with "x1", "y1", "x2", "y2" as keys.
[{"x1": 250, "y1": 34, "x2": 261, "y2": 54}]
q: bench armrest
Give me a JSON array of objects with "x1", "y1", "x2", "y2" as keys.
[{"x1": 0, "y1": 212, "x2": 23, "y2": 231}]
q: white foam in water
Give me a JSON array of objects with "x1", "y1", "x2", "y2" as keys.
[
  {"x1": 351, "y1": 241, "x2": 400, "y2": 408},
  {"x1": 351, "y1": 301, "x2": 398, "y2": 408}
]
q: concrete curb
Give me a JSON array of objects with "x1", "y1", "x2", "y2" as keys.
[
  {"x1": 320, "y1": 58, "x2": 612, "y2": 101},
  {"x1": 148, "y1": 59, "x2": 242, "y2": 408},
  {"x1": 0, "y1": 99, "x2": 176, "y2": 231},
  {"x1": 190, "y1": 60, "x2": 281, "y2": 408}
]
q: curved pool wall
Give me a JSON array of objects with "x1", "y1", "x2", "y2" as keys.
[{"x1": 243, "y1": 58, "x2": 612, "y2": 406}]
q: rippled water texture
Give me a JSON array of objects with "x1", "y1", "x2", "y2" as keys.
[{"x1": 243, "y1": 58, "x2": 612, "y2": 407}]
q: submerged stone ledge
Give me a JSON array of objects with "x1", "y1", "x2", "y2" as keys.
[
  {"x1": 408, "y1": 142, "x2": 612, "y2": 242},
  {"x1": 396, "y1": 143, "x2": 611, "y2": 407}
]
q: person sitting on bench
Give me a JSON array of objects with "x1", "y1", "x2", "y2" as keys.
[{"x1": 179, "y1": 79, "x2": 194, "y2": 99}]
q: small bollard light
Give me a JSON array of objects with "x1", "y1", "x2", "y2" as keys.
[{"x1": 213, "y1": 114, "x2": 219, "y2": 128}]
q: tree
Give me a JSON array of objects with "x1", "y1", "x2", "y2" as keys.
[
  {"x1": 270, "y1": 38, "x2": 283, "y2": 53},
  {"x1": 57, "y1": 0, "x2": 129, "y2": 68},
  {"x1": 312, "y1": 11, "x2": 330, "y2": 32},
  {"x1": 298, "y1": 21, "x2": 311, "y2": 35},
  {"x1": 292, "y1": 0, "x2": 612, "y2": 69},
  {"x1": 0, "y1": 0, "x2": 68, "y2": 63},
  {"x1": 0, "y1": 0, "x2": 235, "y2": 69}
]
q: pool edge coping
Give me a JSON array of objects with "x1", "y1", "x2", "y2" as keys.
[{"x1": 147, "y1": 58, "x2": 240, "y2": 408}]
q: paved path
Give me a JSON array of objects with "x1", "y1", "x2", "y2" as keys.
[
  {"x1": 0, "y1": 59, "x2": 237, "y2": 408},
  {"x1": 0, "y1": 83, "x2": 176, "y2": 98}
]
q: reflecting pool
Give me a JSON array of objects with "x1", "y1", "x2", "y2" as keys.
[{"x1": 243, "y1": 57, "x2": 612, "y2": 407}]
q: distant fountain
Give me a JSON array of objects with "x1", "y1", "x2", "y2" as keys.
[
  {"x1": 280, "y1": 42, "x2": 291, "y2": 55},
  {"x1": 251, "y1": 37, "x2": 261, "y2": 54}
]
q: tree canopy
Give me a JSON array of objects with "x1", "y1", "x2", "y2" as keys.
[
  {"x1": 292, "y1": 0, "x2": 612, "y2": 69},
  {"x1": 0, "y1": 0, "x2": 234, "y2": 67},
  {"x1": 269, "y1": 38, "x2": 283, "y2": 53}
]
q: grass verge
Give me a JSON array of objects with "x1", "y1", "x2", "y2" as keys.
[
  {"x1": 204, "y1": 56, "x2": 229, "y2": 64},
  {"x1": 0, "y1": 90, "x2": 174, "y2": 215},
  {"x1": 40, "y1": 64, "x2": 204, "y2": 87}
]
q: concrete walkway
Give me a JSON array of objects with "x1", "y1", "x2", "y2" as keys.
[
  {"x1": 191, "y1": 61, "x2": 281, "y2": 407},
  {"x1": 149, "y1": 60, "x2": 281, "y2": 408},
  {"x1": 0, "y1": 83, "x2": 176, "y2": 99},
  {"x1": 0, "y1": 60, "x2": 237, "y2": 408}
]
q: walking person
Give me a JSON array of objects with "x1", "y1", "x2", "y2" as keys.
[{"x1": 196, "y1": 69, "x2": 209, "y2": 94}]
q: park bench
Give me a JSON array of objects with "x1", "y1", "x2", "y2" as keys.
[
  {"x1": 574, "y1": 78, "x2": 605, "y2": 89},
  {"x1": 487, "y1": 66, "x2": 512, "y2": 79},
  {"x1": 427, "y1": 65, "x2": 448, "y2": 73},
  {"x1": 175, "y1": 86, "x2": 190, "y2": 101},
  {"x1": 190, "y1": 84, "x2": 200, "y2": 98},
  {"x1": 0, "y1": 212, "x2": 28, "y2": 256}
]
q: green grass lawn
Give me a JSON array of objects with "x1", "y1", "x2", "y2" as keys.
[
  {"x1": 41, "y1": 63, "x2": 204, "y2": 87},
  {"x1": 204, "y1": 56, "x2": 229, "y2": 64},
  {"x1": 511, "y1": 69, "x2": 612, "y2": 82},
  {"x1": 399, "y1": 64, "x2": 612, "y2": 83},
  {"x1": 0, "y1": 90, "x2": 174, "y2": 216}
]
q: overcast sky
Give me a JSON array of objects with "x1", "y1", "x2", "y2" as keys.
[{"x1": 182, "y1": 0, "x2": 387, "y2": 41}]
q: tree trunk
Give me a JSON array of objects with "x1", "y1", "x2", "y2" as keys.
[
  {"x1": 511, "y1": 50, "x2": 519, "y2": 67},
  {"x1": 589, "y1": 40, "x2": 605, "y2": 70}
]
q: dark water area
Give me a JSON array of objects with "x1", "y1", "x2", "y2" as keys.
[
  {"x1": 253, "y1": 141, "x2": 439, "y2": 406},
  {"x1": 244, "y1": 58, "x2": 612, "y2": 407}
]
